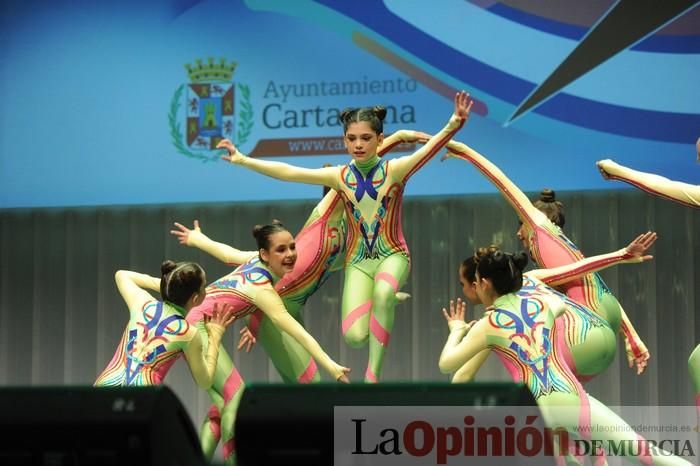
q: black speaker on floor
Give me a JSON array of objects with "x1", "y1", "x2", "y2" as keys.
[
  {"x1": 236, "y1": 382, "x2": 544, "y2": 466},
  {"x1": 0, "y1": 385, "x2": 205, "y2": 466}
]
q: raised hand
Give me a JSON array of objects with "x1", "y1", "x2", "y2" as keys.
[
  {"x1": 453, "y1": 90, "x2": 474, "y2": 121},
  {"x1": 624, "y1": 231, "x2": 657, "y2": 262},
  {"x1": 237, "y1": 326, "x2": 257, "y2": 353},
  {"x1": 442, "y1": 298, "x2": 466, "y2": 323},
  {"x1": 217, "y1": 139, "x2": 245, "y2": 164},
  {"x1": 170, "y1": 220, "x2": 205, "y2": 246},
  {"x1": 205, "y1": 302, "x2": 238, "y2": 328}
]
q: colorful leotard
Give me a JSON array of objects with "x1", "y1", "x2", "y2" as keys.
[
  {"x1": 194, "y1": 133, "x2": 416, "y2": 461},
  {"x1": 95, "y1": 301, "x2": 196, "y2": 386},
  {"x1": 244, "y1": 130, "x2": 413, "y2": 382},
  {"x1": 525, "y1": 276, "x2": 615, "y2": 382},
  {"x1": 196, "y1": 193, "x2": 346, "y2": 462},
  {"x1": 245, "y1": 190, "x2": 346, "y2": 384},
  {"x1": 186, "y1": 256, "x2": 346, "y2": 464},
  {"x1": 95, "y1": 270, "x2": 226, "y2": 391},
  {"x1": 446, "y1": 142, "x2": 648, "y2": 377},
  {"x1": 440, "y1": 292, "x2": 692, "y2": 466},
  {"x1": 232, "y1": 115, "x2": 465, "y2": 382},
  {"x1": 453, "y1": 247, "x2": 645, "y2": 384}
]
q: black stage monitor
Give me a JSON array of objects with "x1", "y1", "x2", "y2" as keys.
[
  {"x1": 0, "y1": 385, "x2": 205, "y2": 466},
  {"x1": 236, "y1": 382, "x2": 548, "y2": 466}
]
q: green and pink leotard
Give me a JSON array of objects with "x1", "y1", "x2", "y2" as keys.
[
  {"x1": 241, "y1": 130, "x2": 422, "y2": 384},
  {"x1": 440, "y1": 288, "x2": 691, "y2": 465},
  {"x1": 185, "y1": 132, "x2": 418, "y2": 460},
  {"x1": 453, "y1": 247, "x2": 646, "y2": 384},
  {"x1": 185, "y1": 257, "x2": 346, "y2": 464},
  {"x1": 445, "y1": 141, "x2": 649, "y2": 379},
  {"x1": 229, "y1": 115, "x2": 465, "y2": 382},
  {"x1": 95, "y1": 270, "x2": 226, "y2": 388}
]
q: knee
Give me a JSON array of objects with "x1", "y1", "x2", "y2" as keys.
[
  {"x1": 343, "y1": 324, "x2": 369, "y2": 347},
  {"x1": 372, "y1": 283, "x2": 397, "y2": 312}
]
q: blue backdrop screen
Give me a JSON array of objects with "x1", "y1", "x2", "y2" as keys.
[{"x1": 1, "y1": 0, "x2": 698, "y2": 207}]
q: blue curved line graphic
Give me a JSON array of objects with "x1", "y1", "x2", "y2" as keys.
[
  {"x1": 485, "y1": 2, "x2": 700, "y2": 54},
  {"x1": 315, "y1": 0, "x2": 699, "y2": 143}
]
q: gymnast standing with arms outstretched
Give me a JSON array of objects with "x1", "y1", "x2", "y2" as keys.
[{"x1": 217, "y1": 91, "x2": 473, "y2": 382}]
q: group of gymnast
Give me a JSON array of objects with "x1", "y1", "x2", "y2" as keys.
[{"x1": 94, "y1": 91, "x2": 699, "y2": 465}]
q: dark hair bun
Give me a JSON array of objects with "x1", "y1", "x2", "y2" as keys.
[
  {"x1": 339, "y1": 108, "x2": 354, "y2": 123},
  {"x1": 475, "y1": 245, "x2": 500, "y2": 261},
  {"x1": 492, "y1": 250, "x2": 504, "y2": 264},
  {"x1": 539, "y1": 188, "x2": 556, "y2": 203},
  {"x1": 512, "y1": 251, "x2": 529, "y2": 271},
  {"x1": 252, "y1": 224, "x2": 264, "y2": 239},
  {"x1": 161, "y1": 260, "x2": 178, "y2": 276},
  {"x1": 252, "y1": 220, "x2": 288, "y2": 250},
  {"x1": 372, "y1": 106, "x2": 387, "y2": 121}
]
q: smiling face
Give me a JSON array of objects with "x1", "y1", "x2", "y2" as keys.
[
  {"x1": 259, "y1": 230, "x2": 297, "y2": 277},
  {"x1": 344, "y1": 121, "x2": 383, "y2": 163}
]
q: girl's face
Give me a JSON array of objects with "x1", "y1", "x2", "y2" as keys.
[
  {"x1": 260, "y1": 230, "x2": 297, "y2": 277},
  {"x1": 344, "y1": 121, "x2": 383, "y2": 163},
  {"x1": 459, "y1": 265, "x2": 480, "y2": 305}
]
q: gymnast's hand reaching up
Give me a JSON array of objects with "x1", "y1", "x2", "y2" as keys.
[{"x1": 217, "y1": 139, "x2": 245, "y2": 164}]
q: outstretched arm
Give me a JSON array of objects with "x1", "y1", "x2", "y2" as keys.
[
  {"x1": 391, "y1": 91, "x2": 473, "y2": 182},
  {"x1": 219, "y1": 140, "x2": 339, "y2": 189},
  {"x1": 114, "y1": 270, "x2": 161, "y2": 312},
  {"x1": 170, "y1": 220, "x2": 257, "y2": 266},
  {"x1": 528, "y1": 232, "x2": 657, "y2": 287},
  {"x1": 442, "y1": 141, "x2": 549, "y2": 229},
  {"x1": 256, "y1": 289, "x2": 350, "y2": 382},
  {"x1": 597, "y1": 159, "x2": 700, "y2": 208},
  {"x1": 184, "y1": 303, "x2": 238, "y2": 388}
]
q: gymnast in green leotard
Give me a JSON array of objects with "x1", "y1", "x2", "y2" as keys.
[
  {"x1": 440, "y1": 249, "x2": 691, "y2": 465},
  {"x1": 218, "y1": 91, "x2": 473, "y2": 382}
]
